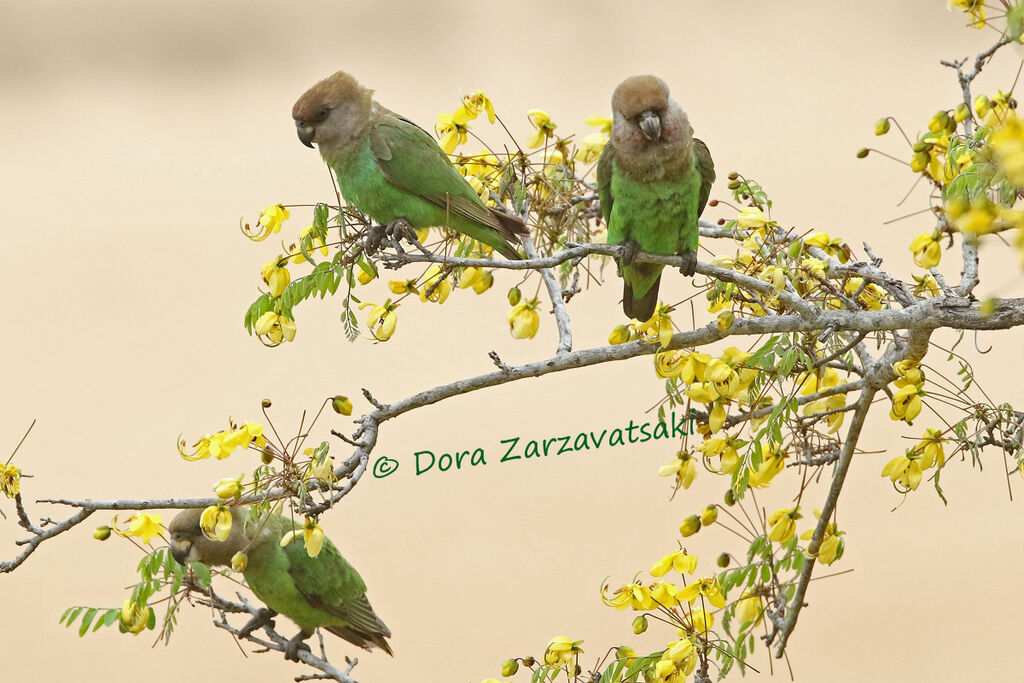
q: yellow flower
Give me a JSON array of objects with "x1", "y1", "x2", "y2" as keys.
[
  {"x1": 991, "y1": 115, "x2": 1024, "y2": 188},
  {"x1": 893, "y1": 359, "x2": 924, "y2": 387},
  {"x1": 699, "y1": 437, "x2": 741, "y2": 474},
  {"x1": 736, "y1": 207, "x2": 767, "y2": 230},
  {"x1": 767, "y1": 507, "x2": 801, "y2": 543},
  {"x1": 419, "y1": 266, "x2": 453, "y2": 304},
  {"x1": 288, "y1": 225, "x2": 330, "y2": 264},
  {"x1": 658, "y1": 451, "x2": 697, "y2": 490},
  {"x1": 254, "y1": 311, "x2": 297, "y2": 344},
  {"x1": 909, "y1": 232, "x2": 942, "y2": 268},
  {"x1": 456, "y1": 267, "x2": 482, "y2": 289},
  {"x1": 360, "y1": 301, "x2": 399, "y2": 341},
  {"x1": 260, "y1": 259, "x2": 291, "y2": 298},
  {"x1": 947, "y1": 0, "x2": 986, "y2": 28},
  {"x1": 677, "y1": 577, "x2": 726, "y2": 608},
  {"x1": 803, "y1": 392, "x2": 847, "y2": 433},
  {"x1": 914, "y1": 428, "x2": 946, "y2": 469},
  {"x1": 472, "y1": 271, "x2": 494, "y2": 294},
  {"x1": 200, "y1": 505, "x2": 233, "y2": 542},
  {"x1": 650, "y1": 581, "x2": 680, "y2": 607},
  {"x1": 585, "y1": 115, "x2": 612, "y2": 135},
  {"x1": 890, "y1": 384, "x2": 925, "y2": 424},
  {"x1": 650, "y1": 550, "x2": 697, "y2": 577},
  {"x1": 117, "y1": 513, "x2": 163, "y2": 544},
  {"x1": 356, "y1": 264, "x2": 376, "y2": 285},
  {"x1": 461, "y1": 91, "x2": 495, "y2": 123},
  {"x1": 543, "y1": 636, "x2": 582, "y2": 667},
  {"x1": 526, "y1": 109, "x2": 557, "y2": 149},
  {"x1": 912, "y1": 274, "x2": 941, "y2": 298},
  {"x1": 305, "y1": 450, "x2": 336, "y2": 484},
  {"x1": 686, "y1": 608, "x2": 714, "y2": 634},
  {"x1": 634, "y1": 306, "x2": 674, "y2": 347},
  {"x1": 213, "y1": 476, "x2": 243, "y2": 500},
  {"x1": 247, "y1": 204, "x2": 289, "y2": 241},
  {"x1": 574, "y1": 133, "x2": 607, "y2": 163},
  {"x1": 685, "y1": 382, "x2": 720, "y2": 404},
  {"x1": 799, "y1": 509, "x2": 845, "y2": 565},
  {"x1": 882, "y1": 452, "x2": 923, "y2": 492},
  {"x1": 735, "y1": 590, "x2": 763, "y2": 625},
  {"x1": 280, "y1": 517, "x2": 326, "y2": 558},
  {"x1": 435, "y1": 109, "x2": 472, "y2": 154},
  {"x1": 120, "y1": 599, "x2": 151, "y2": 635},
  {"x1": 954, "y1": 204, "x2": 997, "y2": 236},
  {"x1": 507, "y1": 299, "x2": 540, "y2": 339},
  {"x1": 0, "y1": 464, "x2": 21, "y2": 498},
  {"x1": 748, "y1": 445, "x2": 785, "y2": 488}
]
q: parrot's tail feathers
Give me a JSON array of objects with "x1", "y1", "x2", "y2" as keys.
[
  {"x1": 623, "y1": 276, "x2": 661, "y2": 322},
  {"x1": 325, "y1": 624, "x2": 394, "y2": 656},
  {"x1": 489, "y1": 208, "x2": 530, "y2": 241}
]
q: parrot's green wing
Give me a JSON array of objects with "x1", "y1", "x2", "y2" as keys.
[
  {"x1": 596, "y1": 142, "x2": 616, "y2": 224},
  {"x1": 369, "y1": 115, "x2": 506, "y2": 234},
  {"x1": 692, "y1": 137, "x2": 715, "y2": 217},
  {"x1": 282, "y1": 536, "x2": 390, "y2": 644}
]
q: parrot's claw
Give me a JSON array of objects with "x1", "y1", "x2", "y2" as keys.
[
  {"x1": 385, "y1": 217, "x2": 415, "y2": 245},
  {"x1": 284, "y1": 631, "x2": 312, "y2": 662},
  {"x1": 237, "y1": 608, "x2": 277, "y2": 638},
  {"x1": 364, "y1": 224, "x2": 387, "y2": 255},
  {"x1": 620, "y1": 239, "x2": 640, "y2": 266},
  {"x1": 678, "y1": 251, "x2": 697, "y2": 277}
]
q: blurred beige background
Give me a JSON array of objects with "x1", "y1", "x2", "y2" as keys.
[{"x1": 3, "y1": 1, "x2": 1023, "y2": 681}]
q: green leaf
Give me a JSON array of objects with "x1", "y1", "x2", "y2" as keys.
[
  {"x1": 63, "y1": 606, "x2": 83, "y2": 628},
  {"x1": 189, "y1": 562, "x2": 212, "y2": 589},
  {"x1": 103, "y1": 608, "x2": 121, "y2": 627},
  {"x1": 79, "y1": 608, "x2": 97, "y2": 637}
]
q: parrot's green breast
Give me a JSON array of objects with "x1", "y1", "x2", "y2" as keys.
[
  {"x1": 330, "y1": 136, "x2": 439, "y2": 227},
  {"x1": 608, "y1": 155, "x2": 701, "y2": 297}
]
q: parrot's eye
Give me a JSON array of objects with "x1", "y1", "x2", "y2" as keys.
[{"x1": 312, "y1": 106, "x2": 330, "y2": 123}]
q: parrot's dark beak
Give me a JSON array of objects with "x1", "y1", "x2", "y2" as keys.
[
  {"x1": 169, "y1": 539, "x2": 191, "y2": 565},
  {"x1": 638, "y1": 110, "x2": 661, "y2": 142},
  {"x1": 296, "y1": 122, "x2": 316, "y2": 148}
]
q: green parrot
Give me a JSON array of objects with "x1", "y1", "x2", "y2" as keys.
[
  {"x1": 597, "y1": 74, "x2": 715, "y2": 322},
  {"x1": 292, "y1": 71, "x2": 527, "y2": 259},
  {"x1": 168, "y1": 507, "x2": 392, "y2": 661}
]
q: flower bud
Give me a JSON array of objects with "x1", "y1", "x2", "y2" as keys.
[
  {"x1": 911, "y1": 141, "x2": 930, "y2": 153},
  {"x1": 717, "y1": 552, "x2": 731, "y2": 568},
  {"x1": 724, "y1": 489, "x2": 736, "y2": 506},
  {"x1": 93, "y1": 525, "x2": 112, "y2": 541},
  {"x1": 975, "y1": 94, "x2": 990, "y2": 117},
  {"x1": 501, "y1": 659, "x2": 519, "y2": 677},
  {"x1": 716, "y1": 311, "x2": 734, "y2": 331},
  {"x1": 874, "y1": 118, "x2": 890, "y2": 135},
  {"x1": 679, "y1": 515, "x2": 702, "y2": 537},
  {"x1": 910, "y1": 152, "x2": 929, "y2": 173},
  {"x1": 632, "y1": 615, "x2": 648, "y2": 634},
  {"x1": 261, "y1": 448, "x2": 275, "y2": 465},
  {"x1": 522, "y1": 656, "x2": 535, "y2": 667},
  {"x1": 727, "y1": 179, "x2": 741, "y2": 190},
  {"x1": 855, "y1": 148, "x2": 869, "y2": 159},
  {"x1": 928, "y1": 111, "x2": 949, "y2": 133},
  {"x1": 727, "y1": 171, "x2": 739, "y2": 180},
  {"x1": 231, "y1": 551, "x2": 248, "y2": 572},
  {"x1": 507, "y1": 286, "x2": 522, "y2": 306},
  {"x1": 214, "y1": 476, "x2": 243, "y2": 500},
  {"x1": 331, "y1": 396, "x2": 353, "y2": 416},
  {"x1": 700, "y1": 505, "x2": 718, "y2": 526},
  {"x1": 954, "y1": 103, "x2": 969, "y2": 123},
  {"x1": 609, "y1": 324, "x2": 631, "y2": 345}
]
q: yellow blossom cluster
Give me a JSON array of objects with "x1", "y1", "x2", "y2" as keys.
[
  {"x1": 178, "y1": 421, "x2": 266, "y2": 461},
  {"x1": 882, "y1": 428, "x2": 946, "y2": 493},
  {"x1": 0, "y1": 463, "x2": 20, "y2": 498},
  {"x1": 654, "y1": 347, "x2": 758, "y2": 434},
  {"x1": 798, "y1": 366, "x2": 848, "y2": 433},
  {"x1": 435, "y1": 90, "x2": 496, "y2": 154},
  {"x1": 888, "y1": 359, "x2": 926, "y2": 424}
]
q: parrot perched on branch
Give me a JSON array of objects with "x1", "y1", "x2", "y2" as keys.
[
  {"x1": 597, "y1": 74, "x2": 715, "y2": 322},
  {"x1": 169, "y1": 507, "x2": 392, "y2": 660},
  {"x1": 292, "y1": 71, "x2": 528, "y2": 259}
]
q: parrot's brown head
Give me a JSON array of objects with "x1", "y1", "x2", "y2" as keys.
[
  {"x1": 610, "y1": 75, "x2": 692, "y2": 156},
  {"x1": 168, "y1": 507, "x2": 247, "y2": 568},
  {"x1": 292, "y1": 71, "x2": 374, "y2": 157}
]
